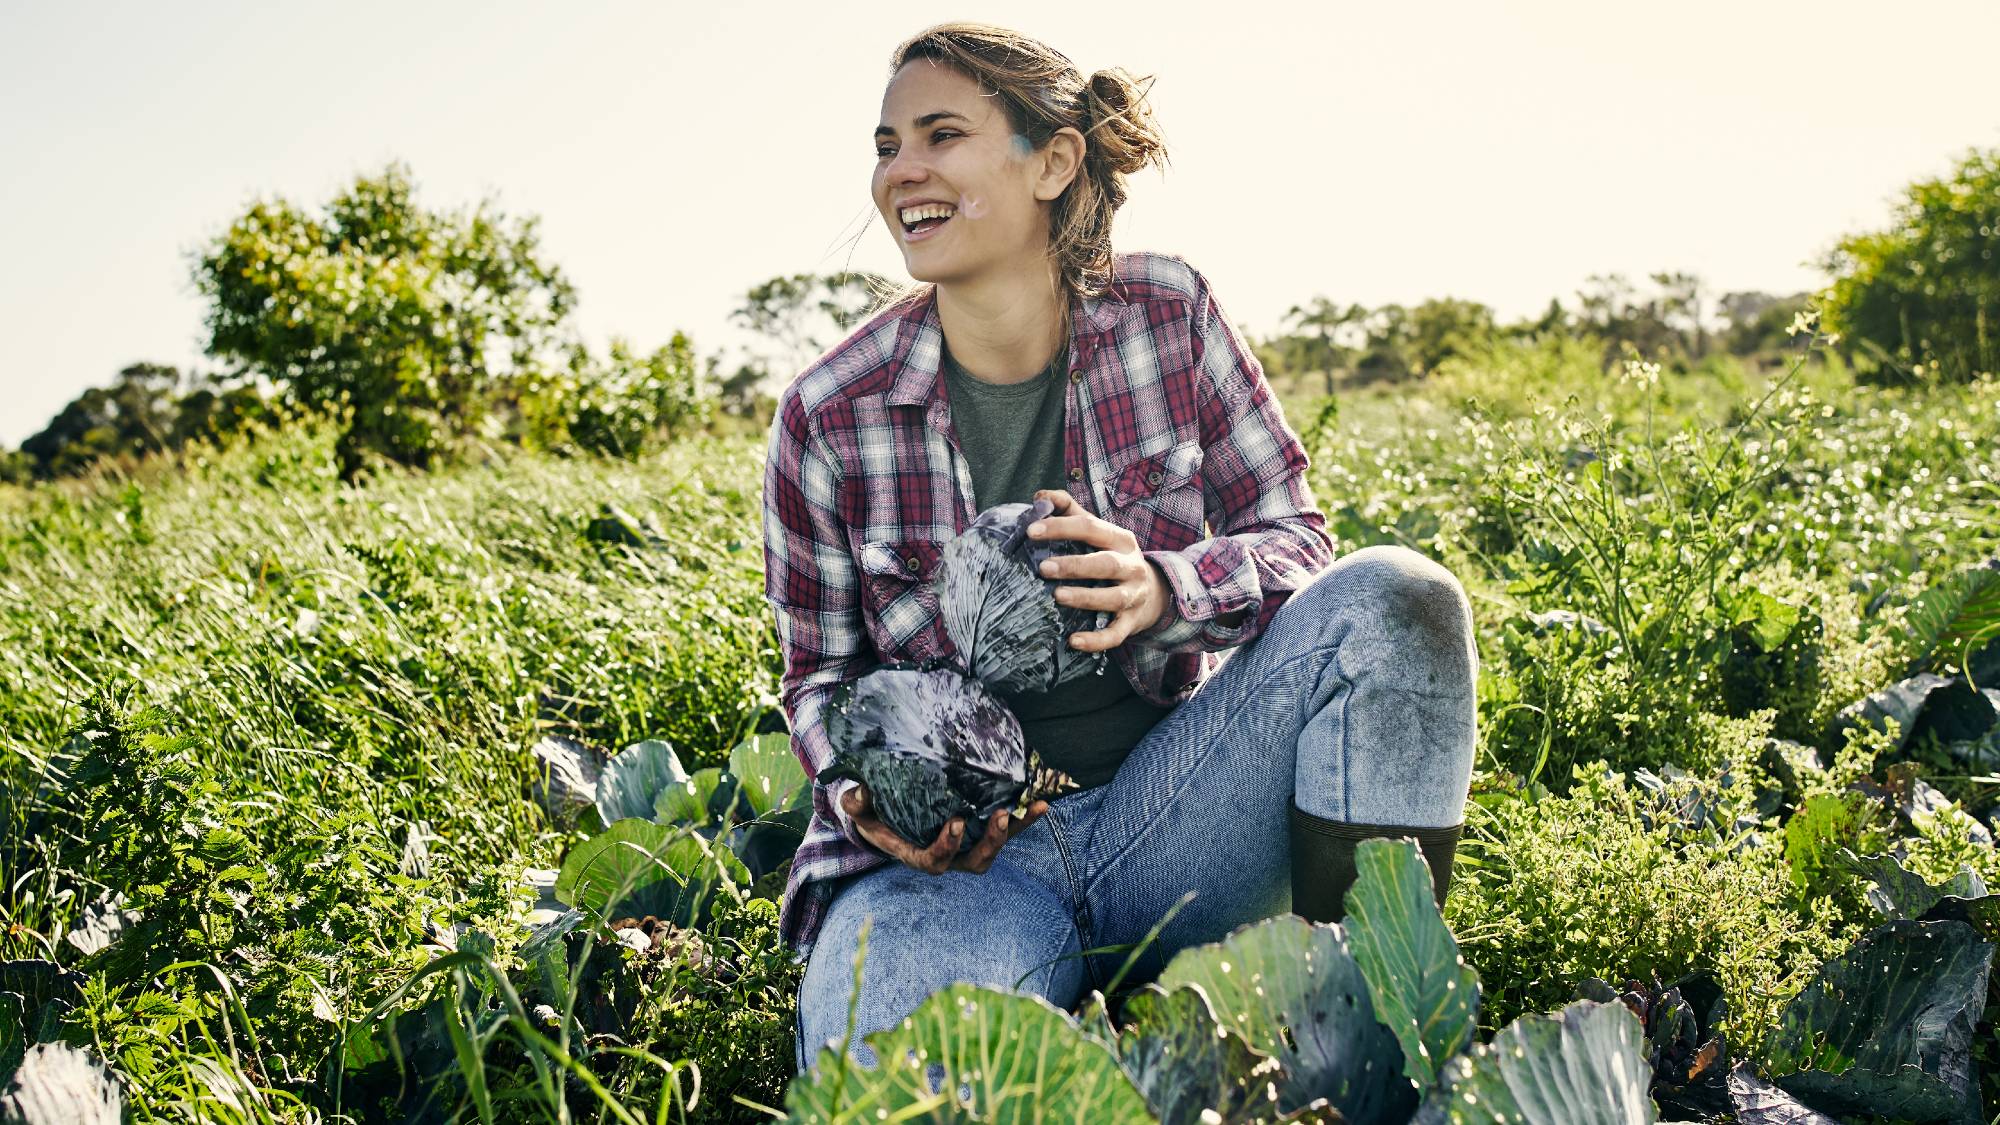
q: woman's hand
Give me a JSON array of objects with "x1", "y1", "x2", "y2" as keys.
[
  {"x1": 1026, "y1": 488, "x2": 1172, "y2": 652},
  {"x1": 841, "y1": 783, "x2": 1052, "y2": 875}
]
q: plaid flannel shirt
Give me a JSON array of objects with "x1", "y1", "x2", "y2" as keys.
[{"x1": 761, "y1": 249, "x2": 1336, "y2": 956}]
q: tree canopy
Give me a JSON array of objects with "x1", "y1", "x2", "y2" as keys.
[
  {"x1": 1821, "y1": 144, "x2": 2000, "y2": 382},
  {"x1": 191, "y1": 161, "x2": 578, "y2": 472}
]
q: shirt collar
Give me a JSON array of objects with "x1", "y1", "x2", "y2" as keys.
[{"x1": 884, "y1": 282, "x2": 1126, "y2": 408}]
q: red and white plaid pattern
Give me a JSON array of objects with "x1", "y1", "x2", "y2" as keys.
[{"x1": 762, "y1": 250, "x2": 1336, "y2": 954}]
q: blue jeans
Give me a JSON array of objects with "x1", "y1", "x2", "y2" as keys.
[{"x1": 792, "y1": 544, "x2": 1479, "y2": 1072}]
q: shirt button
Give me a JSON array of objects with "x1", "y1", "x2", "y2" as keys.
[
  {"x1": 1147, "y1": 469, "x2": 1164, "y2": 486},
  {"x1": 1069, "y1": 369, "x2": 1084, "y2": 383},
  {"x1": 904, "y1": 556, "x2": 921, "y2": 573},
  {"x1": 1068, "y1": 466, "x2": 1084, "y2": 481}
]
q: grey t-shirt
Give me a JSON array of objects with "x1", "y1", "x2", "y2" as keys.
[{"x1": 940, "y1": 342, "x2": 1174, "y2": 789}]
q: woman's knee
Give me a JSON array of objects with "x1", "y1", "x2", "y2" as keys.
[
  {"x1": 794, "y1": 864, "x2": 1083, "y2": 1073},
  {"x1": 1297, "y1": 545, "x2": 1474, "y2": 677}
]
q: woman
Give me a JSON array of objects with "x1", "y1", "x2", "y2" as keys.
[{"x1": 762, "y1": 22, "x2": 1479, "y2": 1073}]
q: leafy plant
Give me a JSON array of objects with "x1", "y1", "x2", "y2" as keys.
[
  {"x1": 786, "y1": 979, "x2": 1152, "y2": 1122},
  {"x1": 1412, "y1": 1000, "x2": 1654, "y2": 1124},
  {"x1": 1764, "y1": 919, "x2": 1994, "y2": 1121},
  {"x1": 1902, "y1": 560, "x2": 2000, "y2": 682}
]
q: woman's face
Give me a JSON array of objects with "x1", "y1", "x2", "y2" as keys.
[{"x1": 873, "y1": 60, "x2": 1081, "y2": 287}]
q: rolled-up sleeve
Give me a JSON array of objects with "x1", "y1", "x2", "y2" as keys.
[
  {"x1": 762, "y1": 393, "x2": 879, "y2": 852},
  {"x1": 1133, "y1": 263, "x2": 1336, "y2": 653}
]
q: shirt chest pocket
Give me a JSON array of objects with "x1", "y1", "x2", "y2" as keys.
[
  {"x1": 1106, "y1": 439, "x2": 1206, "y2": 546},
  {"x1": 856, "y1": 538, "x2": 947, "y2": 660}
]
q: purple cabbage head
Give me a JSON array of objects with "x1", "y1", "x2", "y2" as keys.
[
  {"x1": 938, "y1": 498, "x2": 1112, "y2": 694},
  {"x1": 819, "y1": 660, "x2": 1028, "y2": 851}
]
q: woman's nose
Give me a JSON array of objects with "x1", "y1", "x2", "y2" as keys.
[{"x1": 883, "y1": 149, "x2": 931, "y2": 187}]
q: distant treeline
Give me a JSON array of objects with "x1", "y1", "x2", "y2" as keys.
[
  {"x1": 1254, "y1": 276, "x2": 1811, "y2": 401},
  {"x1": 5, "y1": 146, "x2": 1995, "y2": 484}
]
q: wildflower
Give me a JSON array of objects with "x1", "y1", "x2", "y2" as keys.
[
  {"x1": 1620, "y1": 359, "x2": 1662, "y2": 389},
  {"x1": 1786, "y1": 308, "x2": 1820, "y2": 337}
]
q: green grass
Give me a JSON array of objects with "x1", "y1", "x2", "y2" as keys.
[{"x1": 6, "y1": 337, "x2": 2000, "y2": 1120}]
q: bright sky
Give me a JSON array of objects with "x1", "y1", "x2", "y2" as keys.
[{"x1": 4, "y1": 1, "x2": 1997, "y2": 446}]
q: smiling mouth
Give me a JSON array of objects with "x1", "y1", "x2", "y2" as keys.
[{"x1": 900, "y1": 210, "x2": 956, "y2": 239}]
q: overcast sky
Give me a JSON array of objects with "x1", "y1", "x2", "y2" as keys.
[{"x1": 4, "y1": 1, "x2": 1997, "y2": 445}]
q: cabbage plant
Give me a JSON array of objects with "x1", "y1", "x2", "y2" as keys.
[{"x1": 781, "y1": 838, "x2": 2000, "y2": 1124}]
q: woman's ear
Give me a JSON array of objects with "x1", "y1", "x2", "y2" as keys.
[{"x1": 1034, "y1": 127, "x2": 1086, "y2": 202}]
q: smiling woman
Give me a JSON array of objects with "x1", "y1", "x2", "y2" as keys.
[{"x1": 765, "y1": 20, "x2": 1480, "y2": 1078}]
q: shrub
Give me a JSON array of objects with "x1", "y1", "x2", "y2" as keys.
[
  {"x1": 1448, "y1": 762, "x2": 1847, "y2": 1053},
  {"x1": 1821, "y1": 144, "x2": 2000, "y2": 384}
]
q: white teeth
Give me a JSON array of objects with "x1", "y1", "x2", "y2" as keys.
[{"x1": 900, "y1": 203, "x2": 957, "y2": 224}]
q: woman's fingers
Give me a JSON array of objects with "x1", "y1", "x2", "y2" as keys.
[
  {"x1": 1014, "y1": 799, "x2": 1051, "y2": 832},
  {"x1": 842, "y1": 783, "x2": 962, "y2": 872},
  {"x1": 1054, "y1": 579, "x2": 1142, "y2": 613},
  {"x1": 1068, "y1": 619, "x2": 1138, "y2": 652},
  {"x1": 1032, "y1": 488, "x2": 1078, "y2": 514},
  {"x1": 1039, "y1": 549, "x2": 1134, "y2": 582},
  {"x1": 953, "y1": 808, "x2": 1011, "y2": 873},
  {"x1": 840, "y1": 785, "x2": 1051, "y2": 877},
  {"x1": 918, "y1": 817, "x2": 966, "y2": 873},
  {"x1": 1026, "y1": 515, "x2": 1127, "y2": 550}
]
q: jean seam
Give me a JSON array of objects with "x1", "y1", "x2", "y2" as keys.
[
  {"x1": 1082, "y1": 639, "x2": 1346, "y2": 898},
  {"x1": 1042, "y1": 810, "x2": 1101, "y2": 993},
  {"x1": 1332, "y1": 644, "x2": 1352, "y2": 821}
]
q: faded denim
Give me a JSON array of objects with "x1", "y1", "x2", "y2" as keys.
[{"x1": 792, "y1": 544, "x2": 1479, "y2": 1073}]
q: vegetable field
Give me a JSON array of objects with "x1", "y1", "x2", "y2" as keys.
[{"x1": 5, "y1": 329, "x2": 2000, "y2": 1122}]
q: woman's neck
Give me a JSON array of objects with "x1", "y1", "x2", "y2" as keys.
[{"x1": 933, "y1": 264, "x2": 1070, "y2": 386}]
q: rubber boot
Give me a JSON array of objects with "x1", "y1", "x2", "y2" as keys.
[{"x1": 1289, "y1": 801, "x2": 1462, "y2": 924}]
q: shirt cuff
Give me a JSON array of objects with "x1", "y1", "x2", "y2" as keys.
[{"x1": 1135, "y1": 550, "x2": 1256, "y2": 651}]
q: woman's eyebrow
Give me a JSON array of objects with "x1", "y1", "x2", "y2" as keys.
[{"x1": 874, "y1": 111, "x2": 972, "y2": 139}]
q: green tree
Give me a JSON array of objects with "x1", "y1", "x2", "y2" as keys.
[
  {"x1": 1821, "y1": 144, "x2": 2000, "y2": 382},
  {"x1": 19, "y1": 363, "x2": 182, "y2": 477},
  {"x1": 14, "y1": 365, "x2": 269, "y2": 479},
  {"x1": 717, "y1": 358, "x2": 774, "y2": 419},
  {"x1": 191, "y1": 161, "x2": 578, "y2": 475},
  {"x1": 1407, "y1": 297, "x2": 1497, "y2": 375},
  {"x1": 1718, "y1": 290, "x2": 1811, "y2": 358},
  {"x1": 1649, "y1": 270, "x2": 1709, "y2": 357},
  {"x1": 0, "y1": 446, "x2": 32, "y2": 485},
  {"x1": 1353, "y1": 303, "x2": 1414, "y2": 384},
  {"x1": 1282, "y1": 296, "x2": 1368, "y2": 396},
  {"x1": 567, "y1": 334, "x2": 712, "y2": 456},
  {"x1": 729, "y1": 270, "x2": 892, "y2": 401},
  {"x1": 1515, "y1": 297, "x2": 1571, "y2": 340}
]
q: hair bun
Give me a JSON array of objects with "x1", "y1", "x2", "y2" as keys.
[{"x1": 1079, "y1": 67, "x2": 1165, "y2": 179}]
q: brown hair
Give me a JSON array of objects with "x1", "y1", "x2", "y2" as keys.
[{"x1": 870, "y1": 22, "x2": 1171, "y2": 316}]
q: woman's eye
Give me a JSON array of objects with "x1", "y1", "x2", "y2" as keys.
[{"x1": 875, "y1": 131, "x2": 960, "y2": 158}]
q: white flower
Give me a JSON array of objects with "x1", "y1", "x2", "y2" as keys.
[{"x1": 1619, "y1": 359, "x2": 1662, "y2": 389}]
